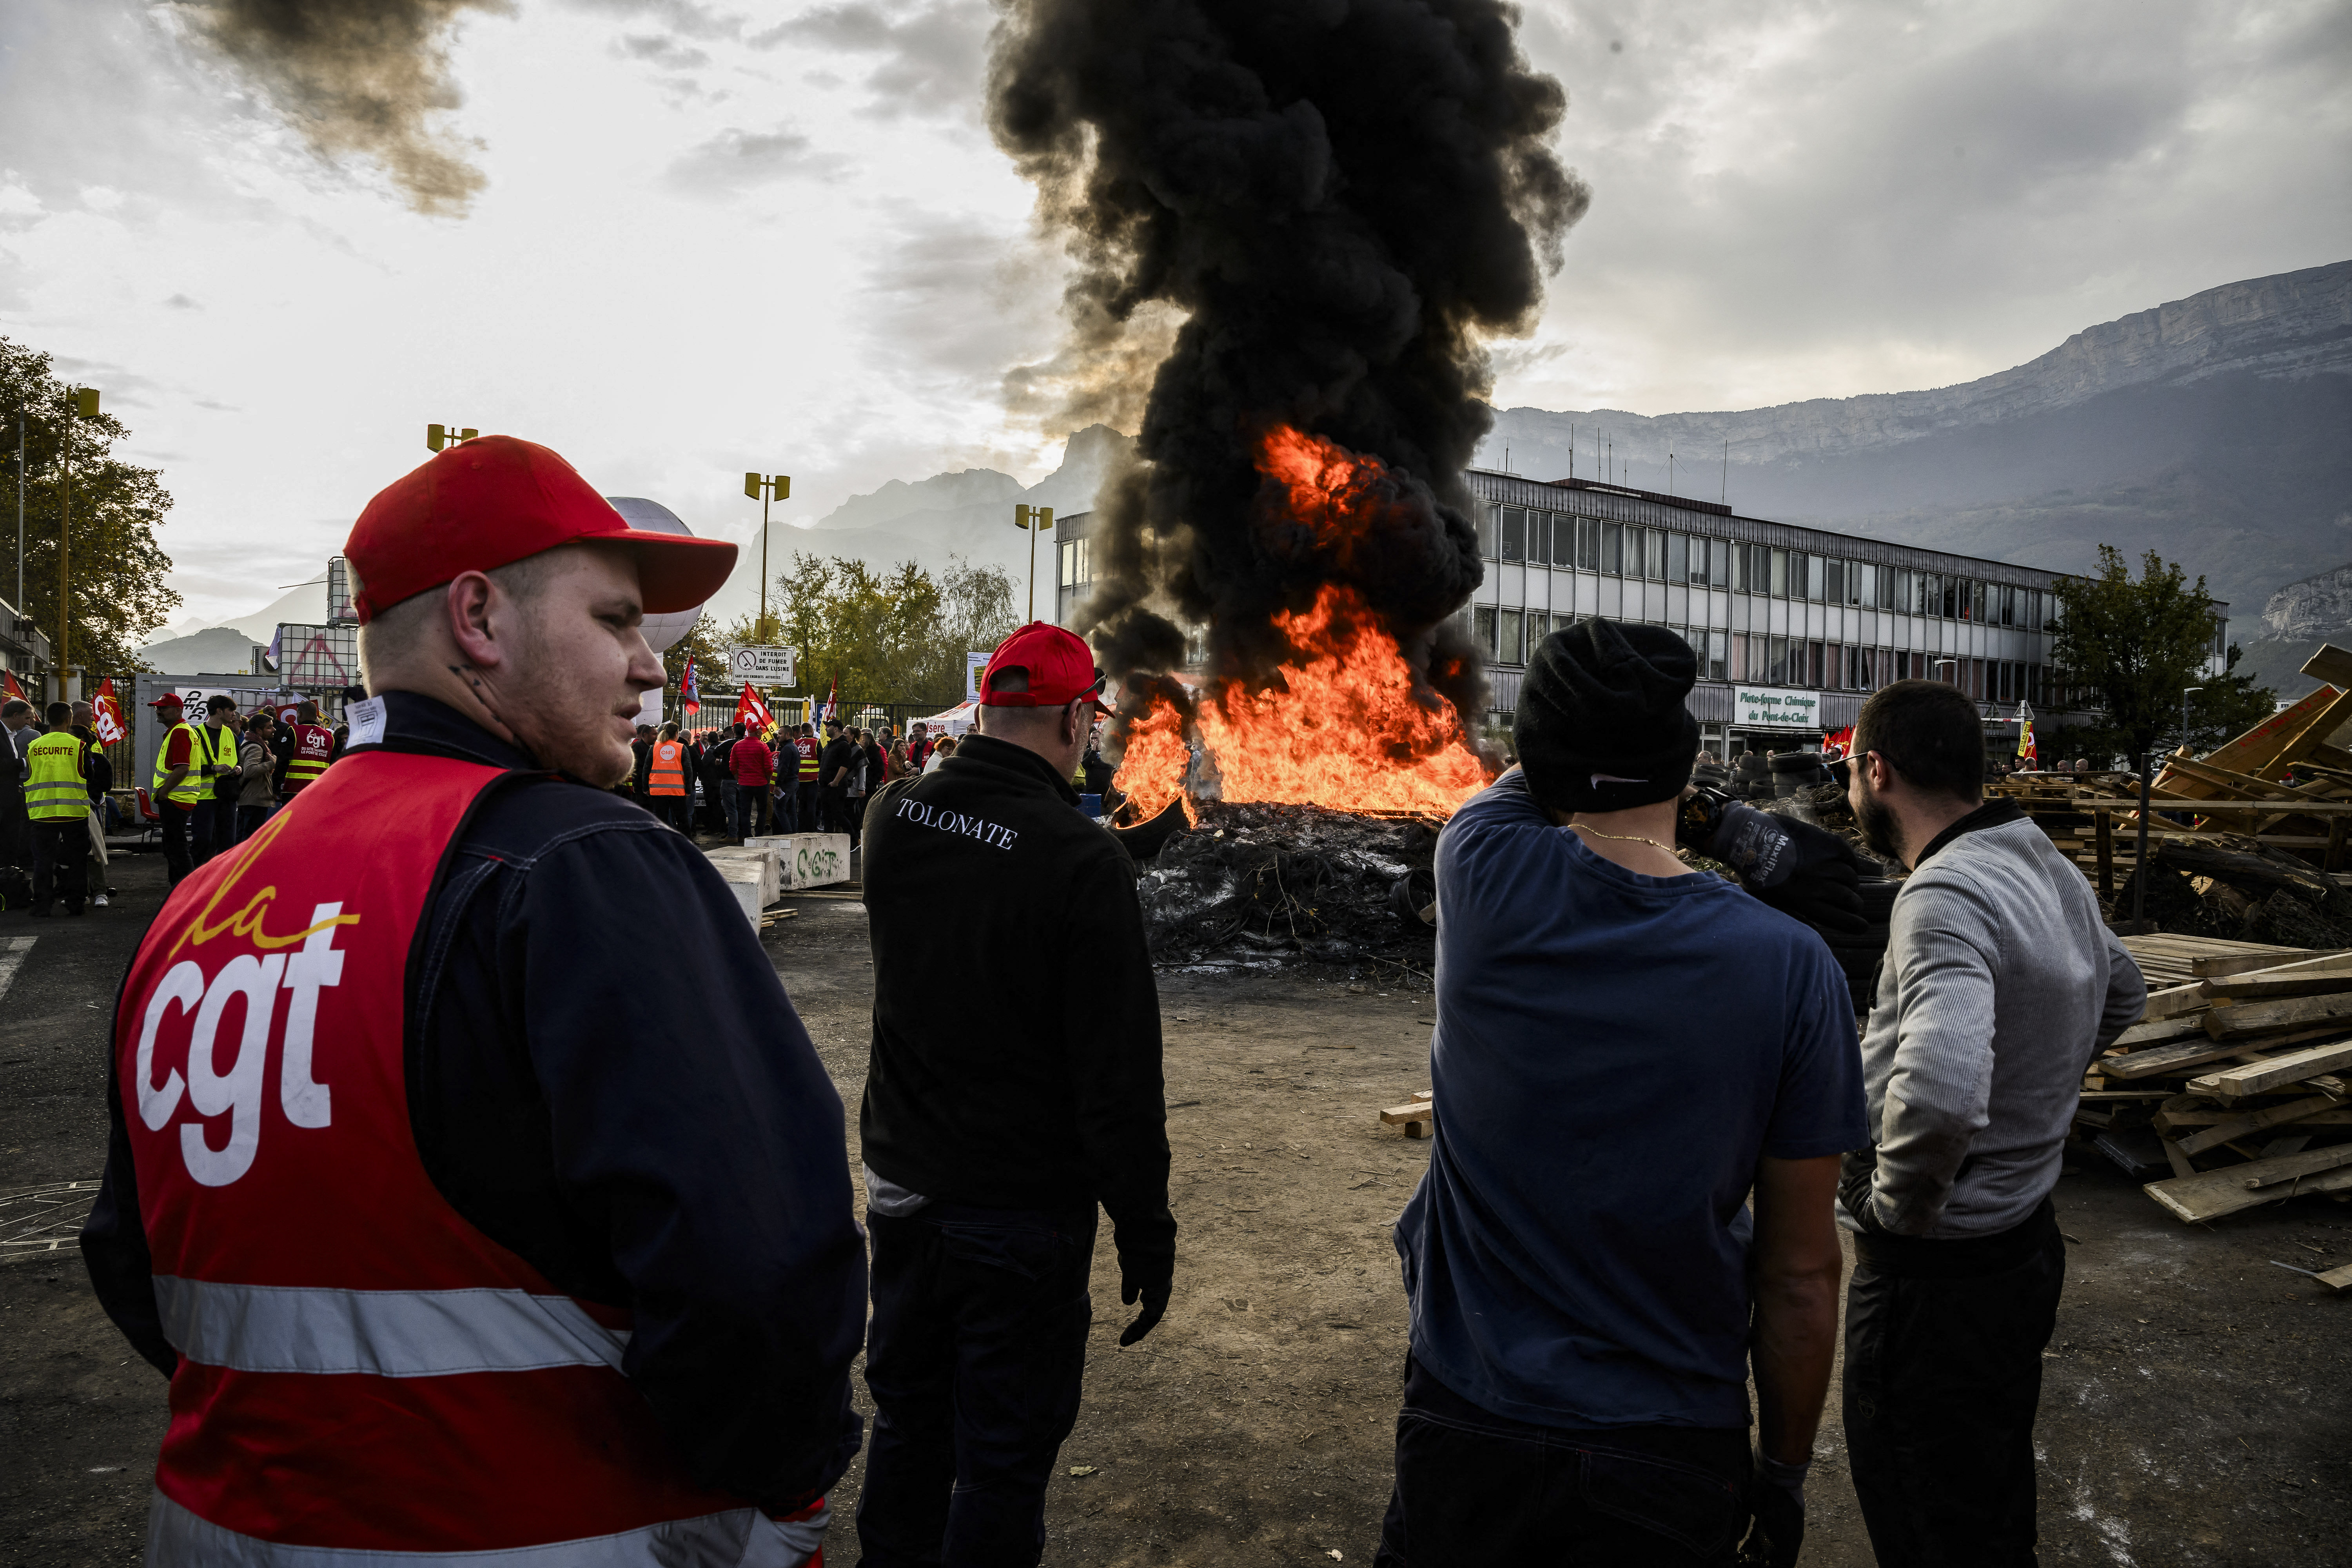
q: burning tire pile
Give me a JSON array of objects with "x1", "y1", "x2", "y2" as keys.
[{"x1": 1135, "y1": 804, "x2": 1439, "y2": 971}]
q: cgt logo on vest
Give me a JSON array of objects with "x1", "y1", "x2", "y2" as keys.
[{"x1": 135, "y1": 815, "x2": 363, "y2": 1187}]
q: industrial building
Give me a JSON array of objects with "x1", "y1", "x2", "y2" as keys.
[{"x1": 1055, "y1": 471, "x2": 2230, "y2": 760}]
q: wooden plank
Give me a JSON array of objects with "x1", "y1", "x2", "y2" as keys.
[
  {"x1": 2299, "y1": 643, "x2": 2352, "y2": 688},
  {"x1": 2203, "y1": 994, "x2": 2352, "y2": 1042},
  {"x1": 2072, "y1": 797, "x2": 2352, "y2": 813},
  {"x1": 2194, "y1": 949, "x2": 2347, "y2": 980},
  {"x1": 2095, "y1": 810, "x2": 2114, "y2": 896},
  {"x1": 2158, "y1": 1107, "x2": 2352, "y2": 1131},
  {"x1": 2107, "y1": 1023, "x2": 2348, "y2": 1080},
  {"x1": 2161, "y1": 686, "x2": 2340, "y2": 797},
  {"x1": 2143, "y1": 1158, "x2": 2352, "y2": 1223},
  {"x1": 2241, "y1": 1143, "x2": 2352, "y2": 1189},
  {"x1": 2160, "y1": 1137, "x2": 2198, "y2": 1181},
  {"x1": 2202, "y1": 970, "x2": 2352, "y2": 1002},
  {"x1": 2112, "y1": 1016, "x2": 2210, "y2": 1050},
  {"x1": 1380, "y1": 1103, "x2": 1434, "y2": 1138},
  {"x1": 2142, "y1": 983, "x2": 2211, "y2": 1021},
  {"x1": 2174, "y1": 1094, "x2": 2348, "y2": 1156},
  {"x1": 2190, "y1": 1040, "x2": 2352, "y2": 1095},
  {"x1": 2163, "y1": 754, "x2": 2335, "y2": 803},
  {"x1": 2330, "y1": 817, "x2": 2349, "y2": 874}
]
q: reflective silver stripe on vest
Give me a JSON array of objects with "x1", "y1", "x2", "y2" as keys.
[
  {"x1": 150, "y1": 1490, "x2": 828, "y2": 1567},
  {"x1": 154, "y1": 1276, "x2": 632, "y2": 1377}
]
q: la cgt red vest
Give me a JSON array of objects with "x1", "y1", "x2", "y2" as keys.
[{"x1": 116, "y1": 748, "x2": 823, "y2": 1565}]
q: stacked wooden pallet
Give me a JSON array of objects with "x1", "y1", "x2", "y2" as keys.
[
  {"x1": 2085, "y1": 937, "x2": 2352, "y2": 1223},
  {"x1": 2000, "y1": 644, "x2": 2352, "y2": 893}
]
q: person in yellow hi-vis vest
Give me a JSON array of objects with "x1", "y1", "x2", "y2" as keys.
[
  {"x1": 147, "y1": 692, "x2": 205, "y2": 887},
  {"x1": 24, "y1": 702, "x2": 90, "y2": 917}
]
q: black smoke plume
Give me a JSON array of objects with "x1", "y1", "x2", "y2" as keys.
[
  {"x1": 181, "y1": 0, "x2": 506, "y2": 215},
  {"x1": 990, "y1": 0, "x2": 1586, "y2": 731}
]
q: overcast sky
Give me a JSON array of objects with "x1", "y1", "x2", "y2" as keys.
[{"x1": 2, "y1": 0, "x2": 2346, "y2": 632}]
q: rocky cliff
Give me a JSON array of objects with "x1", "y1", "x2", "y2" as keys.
[{"x1": 1485, "y1": 260, "x2": 2352, "y2": 472}]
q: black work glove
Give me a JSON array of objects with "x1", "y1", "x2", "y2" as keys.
[
  {"x1": 1739, "y1": 1448, "x2": 1808, "y2": 1568},
  {"x1": 1702, "y1": 799, "x2": 1871, "y2": 936},
  {"x1": 1116, "y1": 1245, "x2": 1174, "y2": 1346},
  {"x1": 1838, "y1": 1147, "x2": 1888, "y2": 1236}
]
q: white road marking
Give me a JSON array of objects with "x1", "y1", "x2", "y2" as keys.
[{"x1": 0, "y1": 934, "x2": 34, "y2": 1005}]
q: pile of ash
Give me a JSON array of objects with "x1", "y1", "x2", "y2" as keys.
[{"x1": 1136, "y1": 802, "x2": 1439, "y2": 969}]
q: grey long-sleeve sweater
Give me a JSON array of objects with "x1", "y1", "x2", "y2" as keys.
[{"x1": 1855, "y1": 809, "x2": 2145, "y2": 1238}]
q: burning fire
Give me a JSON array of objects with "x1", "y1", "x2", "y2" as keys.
[{"x1": 1112, "y1": 427, "x2": 1491, "y2": 819}]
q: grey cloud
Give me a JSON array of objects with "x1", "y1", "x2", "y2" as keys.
[
  {"x1": 618, "y1": 33, "x2": 712, "y2": 68},
  {"x1": 754, "y1": 0, "x2": 987, "y2": 119},
  {"x1": 554, "y1": 0, "x2": 744, "y2": 42},
  {"x1": 164, "y1": 293, "x2": 203, "y2": 310},
  {"x1": 660, "y1": 124, "x2": 847, "y2": 193},
  {"x1": 1500, "y1": 0, "x2": 2352, "y2": 409}
]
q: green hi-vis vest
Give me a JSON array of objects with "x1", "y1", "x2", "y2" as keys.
[
  {"x1": 24, "y1": 730, "x2": 90, "y2": 822},
  {"x1": 198, "y1": 722, "x2": 238, "y2": 784},
  {"x1": 153, "y1": 722, "x2": 205, "y2": 806}
]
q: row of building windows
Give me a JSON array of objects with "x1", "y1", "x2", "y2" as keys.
[
  {"x1": 1470, "y1": 606, "x2": 2053, "y2": 706},
  {"x1": 1059, "y1": 537, "x2": 1094, "y2": 588},
  {"x1": 1479, "y1": 505, "x2": 2049, "y2": 628}
]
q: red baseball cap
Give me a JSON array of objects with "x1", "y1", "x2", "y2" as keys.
[
  {"x1": 343, "y1": 436, "x2": 737, "y2": 622},
  {"x1": 978, "y1": 622, "x2": 1113, "y2": 712},
  {"x1": 148, "y1": 693, "x2": 185, "y2": 708}
]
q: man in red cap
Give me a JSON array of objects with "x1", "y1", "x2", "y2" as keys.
[
  {"x1": 144, "y1": 691, "x2": 205, "y2": 886},
  {"x1": 852, "y1": 621, "x2": 1174, "y2": 1567},
  {"x1": 82, "y1": 437, "x2": 866, "y2": 1564}
]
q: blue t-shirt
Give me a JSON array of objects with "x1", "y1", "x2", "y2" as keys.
[{"x1": 1396, "y1": 769, "x2": 1866, "y2": 1430}]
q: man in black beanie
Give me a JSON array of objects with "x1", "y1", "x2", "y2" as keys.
[{"x1": 1377, "y1": 619, "x2": 1865, "y2": 1568}]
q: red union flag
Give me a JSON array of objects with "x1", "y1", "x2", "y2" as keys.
[
  {"x1": 92, "y1": 677, "x2": 128, "y2": 745},
  {"x1": 735, "y1": 681, "x2": 773, "y2": 735}
]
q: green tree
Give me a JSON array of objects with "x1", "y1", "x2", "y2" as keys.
[
  {"x1": 2185, "y1": 643, "x2": 2276, "y2": 754},
  {"x1": 706, "y1": 554, "x2": 1018, "y2": 717},
  {"x1": 0, "y1": 338, "x2": 183, "y2": 679},
  {"x1": 2049, "y1": 545, "x2": 2256, "y2": 767}
]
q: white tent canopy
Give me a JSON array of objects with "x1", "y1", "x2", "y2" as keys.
[{"x1": 915, "y1": 700, "x2": 979, "y2": 736}]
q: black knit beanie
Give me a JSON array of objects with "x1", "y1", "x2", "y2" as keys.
[{"x1": 1514, "y1": 619, "x2": 1701, "y2": 814}]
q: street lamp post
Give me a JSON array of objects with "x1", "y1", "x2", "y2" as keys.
[
  {"x1": 2180, "y1": 686, "x2": 2204, "y2": 754},
  {"x1": 58, "y1": 387, "x2": 98, "y2": 699},
  {"x1": 744, "y1": 473, "x2": 791, "y2": 640},
  {"x1": 1014, "y1": 504, "x2": 1054, "y2": 622},
  {"x1": 1931, "y1": 659, "x2": 1958, "y2": 684},
  {"x1": 425, "y1": 425, "x2": 479, "y2": 453}
]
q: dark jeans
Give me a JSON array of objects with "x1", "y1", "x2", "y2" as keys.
[
  {"x1": 773, "y1": 781, "x2": 800, "y2": 833},
  {"x1": 187, "y1": 799, "x2": 229, "y2": 867},
  {"x1": 858, "y1": 1201, "x2": 1096, "y2": 1568},
  {"x1": 30, "y1": 818, "x2": 88, "y2": 914},
  {"x1": 1374, "y1": 1357, "x2": 1749, "y2": 1568},
  {"x1": 718, "y1": 779, "x2": 739, "y2": 835},
  {"x1": 798, "y1": 782, "x2": 821, "y2": 834},
  {"x1": 1844, "y1": 1198, "x2": 2065, "y2": 1568},
  {"x1": 235, "y1": 803, "x2": 275, "y2": 843},
  {"x1": 650, "y1": 793, "x2": 688, "y2": 832},
  {"x1": 822, "y1": 785, "x2": 852, "y2": 838},
  {"x1": 730, "y1": 784, "x2": 769, "y2": 840},
  {"x1": 158, "y1": 801, "x2": 195, "y2": 887}
]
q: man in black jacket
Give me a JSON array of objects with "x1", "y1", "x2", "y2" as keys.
[{"x1": 855, "y1": 622, "x2": 1175, "y2": 1568}]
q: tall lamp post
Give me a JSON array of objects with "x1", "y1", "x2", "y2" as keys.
[
  {"x1": 1014, "y1": 503, "x2": 1054, "y2": 622},
  {"x1": 58, "y1": 387, "x2": 100, "y2": 699},
  {"x1": 744, "y1": 473, "x2": 791, "y2": 639},
  {"x1": 1931, "y1": 658, "x2": 1958, "y2": 684}
]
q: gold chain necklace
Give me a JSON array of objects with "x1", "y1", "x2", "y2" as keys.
[{"x1": 1569, "y1": 822, "x2": 1679, "y2": 857}]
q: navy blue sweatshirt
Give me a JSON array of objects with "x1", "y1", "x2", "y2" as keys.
[{"x1": 80, "y1": 691, "x2": 866, "y2": 1512}]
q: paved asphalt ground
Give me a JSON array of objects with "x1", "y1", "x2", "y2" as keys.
[{"x1": 4, "y1": 840, "x2": 2351, "y2": 1565}]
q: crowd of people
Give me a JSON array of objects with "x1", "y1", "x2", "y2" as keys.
[
  {"x1": 623, "y1": 713, "x2": 965, "y2": 848},
  {"x1": 78, "y1": 434, "x2": 2141, "y2": 1568}
]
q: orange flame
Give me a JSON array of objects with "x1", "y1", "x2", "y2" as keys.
[{"x1": 1111, "y1": 427, "x2": 1490, "y2": 818}]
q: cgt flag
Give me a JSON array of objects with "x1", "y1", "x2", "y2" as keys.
[
  {"x1": 2016, "y1": 701, "x2": 2037, "y2": 767},
  {"x1": 735, "y1": 681, "x2": 773, "y2": 735},
  {"x1": 92, "y1": 678, "x2": 128, "y2": 745},
  {"x1": 1821, "y1": 725, "x2": 1854, "y2": 762},
  {"x1": 681, "y1": 656, "x2": 701, "y2": 717},
  {"x1": 1, "y1": 670, "x2": 24, "y2": 703}
]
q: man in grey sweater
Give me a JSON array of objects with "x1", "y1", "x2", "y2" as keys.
[{"x1": 1838, "y1": 680, "x2": 2144, "y2": 1567}]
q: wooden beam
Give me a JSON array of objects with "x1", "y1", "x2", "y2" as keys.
[
  {"x1": 2113, "y1": 1016, "x2": 2210, "y2": 1050},
  {"x1": 2161, "y1": 686, "x2": 2341, "y2": 797},
  {"x1": 2142, "y1": 983, "x2": 2211, "y2": 1021},
  {"x1": 2163, "y1": 753, "x2": 2337, "y2": 803},
  {"x1": 2143, "y1": 1156, "x2": 2352, "y2": 1223},
  {"x1": 2299, "y1": 643, "x2": 2352, "y2": 688},
  {"x1": 2241, "y1": 1144, "x2": 2352, "y2": 1188},
  {"x1": 2174, "y1": 1094, "x2": 2348, "y2": 1156},
  {"x1": 2189, "y1": 1040, "x2": 2352, "y2": 1095},
  {"x1": 2096, "y1": 810, "x2": 2114, "y2": 896},
  {"x1": 2201, "y1": 971, "x2": 2352, "y2": 1002},
  {"x1": 2203, "y1": 994, "x2": 2352, "y2": 1042}
]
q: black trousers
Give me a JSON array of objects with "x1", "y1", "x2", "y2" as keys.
[
  {"x1": 1844, "y1": 1198, "x2": 2065, "y2": 1567},
  {"x1": 822, "y1": 784, "x2": 853, "y2": 838},
  {"x1": 158, "y1": 801, "x2": 195, "y2": 887},
  {"x1": 187, "y1": 799, "x2": 229, "y2": 867},
  {"x1": 1374, "y1": 1357, "x2": 1749, "y2": 1567},
  {"x1": 857, "y1": 1201, "x2": 1096, "y2": 1568},
  {"x1": 30, "y1": 818, "x2": 88, "y2": 914}
]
